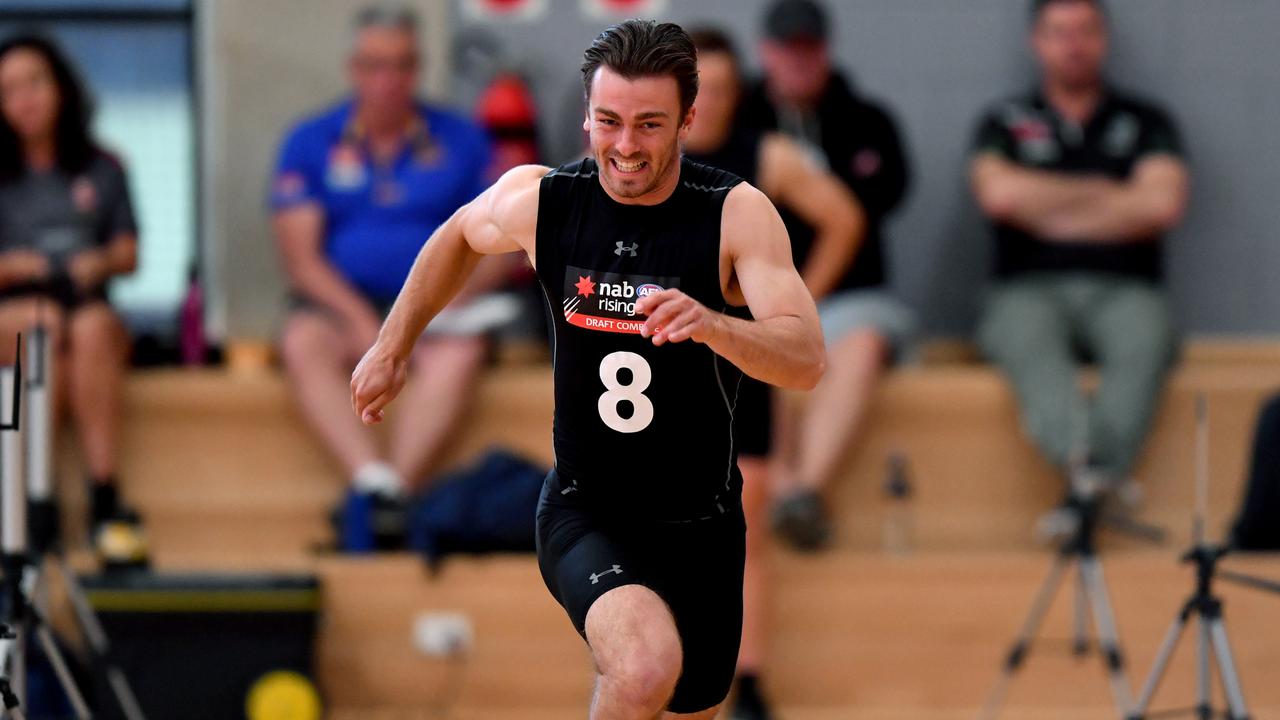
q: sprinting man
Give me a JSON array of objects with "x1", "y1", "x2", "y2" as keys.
[{"x1": 351, "y1": 19, "x2": 824, "y2": 719}]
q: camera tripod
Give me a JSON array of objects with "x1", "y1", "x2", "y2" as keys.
[
  {"x1": 1126, "y1": 396, "x2": 1280, "y2": 720},
  {"x1": 0, "y1": 330, "x2": 146, "y2": 720},
  {"x1": 979, "y1": 469, "x2": 1146, "y2": 720}
]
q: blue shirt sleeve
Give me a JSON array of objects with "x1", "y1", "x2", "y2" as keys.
[
  {"x1": 466, "y1": 125, "x2": 495, "y2": 202},
  {"x1": 270, "y1": 121, "x2": 324, "y2": 211}
]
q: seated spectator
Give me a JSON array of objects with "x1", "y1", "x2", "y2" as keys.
[
  {"x1": 969, "y1": 0, "x2": 1189, "y2": 511},
  {"x1": 0, "y1": 34, "x2": 143, "y2": 564},
  {"x1": 737, "y1": 0, "x2": 917, "y2": 552},
  {"x1": 271, "y1": 4, "x2": 497, "y2": 549},
  {"x1": 685, "y1": 27, "x2": 866, "y2": 720}
]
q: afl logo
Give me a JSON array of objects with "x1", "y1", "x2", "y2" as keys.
[{"x1": 636, "y1": 284, "x2": 663, "y2": 298}]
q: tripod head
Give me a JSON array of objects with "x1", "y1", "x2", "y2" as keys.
[
  {"x1": 1047, "y1": 467, "x2": 1167, "y2": 550},
  {"x1": 1178, "y1": 394, "x2": 1280, "y2": 594}
]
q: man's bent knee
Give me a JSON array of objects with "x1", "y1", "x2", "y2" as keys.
[
  {"x1": 831, "y1": 327, "x2": 890, "y2": 368},
  {"x1": 281, "y1": 312, "x2": 344, "y2": 372},
  {"x1": 587, "y1": 585, "x2": 683, "y2": 713}
]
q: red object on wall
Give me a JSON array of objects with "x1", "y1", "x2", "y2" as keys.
[
  {"x1": 463, "y1": 0, "x2": 548, "y2": 21},
  {"x1": 476, "y1": 73, "x2": 541, "y2": 180},
  {"x1": 581, "y1": 0, "x2": 667, "y2": 18}
]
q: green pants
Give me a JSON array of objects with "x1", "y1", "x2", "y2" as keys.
[{"x1": 977, "y1": 273, "x2": 1178, "y2": 478}]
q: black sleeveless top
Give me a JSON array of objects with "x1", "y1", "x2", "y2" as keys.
[{"x1": 535, "y1": 157, "x2": 746, "y2": 522}]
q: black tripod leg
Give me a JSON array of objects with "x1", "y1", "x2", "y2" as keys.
[
  {"x1": 52, "y1": 560, "x2": 146, "y2": 720},
  {"x1": 1079, "y1": 557, "x2": 1133, "y2": 718},
  {"x1": 1073, "y1": 564, "x2": 1090, "y2": 656},
  {"x1": 1196, "y1": 616, "x2": 1212, "y2": 720},
  {"x1": 979, "y1": 555, "x2": 1072, "y2": 720},
  {"x1": 1128, "y1": 604, "x2": 1192, "y2": 720},
  {"x1": 32, "y1": 625, "x2": 90, "y2": 720},
  {"x1": 1207, "y1": 617, "x2": 1251, "y2": 720}
]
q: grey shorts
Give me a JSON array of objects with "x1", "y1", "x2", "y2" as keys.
[
  {"x1": 288, "y1": 292, "x2": 523, "y2": 339},
  {"x1": 817, "y1": 288, "x2": 919, "y2": 363}
]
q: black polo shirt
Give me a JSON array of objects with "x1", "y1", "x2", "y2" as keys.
[
  {"x1": 738, "y1": 72, "x2": 910, "y2": 291},
  {"x1": 972, "y1": 88, "x2": 1183, "y2": 281}
]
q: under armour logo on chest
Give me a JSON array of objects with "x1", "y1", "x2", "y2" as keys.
[
  {"x1": 589, "y1": 564, "x2": 623, "y2": 584},
  {"x1": 615, "y1": 242, "x2": 639, "y2": 257}
]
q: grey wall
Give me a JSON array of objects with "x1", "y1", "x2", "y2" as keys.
[{"x1": 454, "y1": 0, "x2": 1280, "y2": 336}]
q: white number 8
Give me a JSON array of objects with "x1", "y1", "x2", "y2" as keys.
[{"x1": 598, "y1": 351, "x2": 654, "y2": 433}]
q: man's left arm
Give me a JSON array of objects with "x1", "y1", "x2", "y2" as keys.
[
  {"x1": 1037, "y1": 154, "x2": 1188, "y2": 242},
  {"x1": 761, "y1": 133, "x2": 865, "y2": 300},
  {"x1": 635, "y1": 183, "x2": 825, "y2": 391}
]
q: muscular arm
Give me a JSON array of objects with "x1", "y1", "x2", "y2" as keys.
[
  {"x1": 758, "y1": 133, "x2": 866, "y2": 299},
  {"x1": 637, "y1": 183, "x2": 825, "y2": 390},
  {"x1": 376, "y1": 164, "x2": 545, "y2": 357},
  {"x1": 971, "y1": 152, "x2": 1188, "y2": 242},
  {"x1": 351, "y1": 164, "x2": 546, "y2": 423}
]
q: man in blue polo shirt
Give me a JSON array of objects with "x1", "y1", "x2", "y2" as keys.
[{"x1": 271, "y1": 4, "x2": 497, "y2": 548}]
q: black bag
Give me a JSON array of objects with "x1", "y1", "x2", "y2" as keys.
[
  {"x1": 408, "y1": 449, "x2": 548, "y2": 564},
  {"x1": 1230, "y1": 393, "x2": 1280, "y2": 550}
]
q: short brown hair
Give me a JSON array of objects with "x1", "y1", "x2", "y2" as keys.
[
  {"x1": 688, "y1": 27, "x2": 741, "y2": 69},
  {"x1": 1030, "y1": 0, "x2": 1106, "y2": 25},
  {"x1": 581, "y1": 19, "x2": 699, "y2": 117}
]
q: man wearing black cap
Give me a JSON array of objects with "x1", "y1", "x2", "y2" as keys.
[{"x1": 738, "y1": 0, "x2": 915, "y2": 551}]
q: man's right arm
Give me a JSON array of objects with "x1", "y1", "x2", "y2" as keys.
[
  {"x1": 971, "y1": 152, "x2": 1187, "y2": 243},
  {"x1": 273, "y1": 204, "x2": 381, "y2": 328},
  {"x1": 352, "y1": 164, "x2": 546, "y2": 423},
  {"x1": 271, "y1": 122, "x2": 384, "y2": 346}
]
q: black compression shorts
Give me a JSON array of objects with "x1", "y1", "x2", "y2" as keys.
[{"x1": 535, "y1": 469, "x2": 746, "y2": 713}]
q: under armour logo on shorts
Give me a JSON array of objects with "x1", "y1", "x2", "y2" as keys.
[
  {"x1": 615, "y1": 241, "x2": 639, "y2": 257},
  {"x1": 589, "y1": 564, "x2": 623, "y2": 584}
]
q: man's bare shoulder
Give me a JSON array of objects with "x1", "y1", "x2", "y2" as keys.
[
  {"x1": 723, "y1": 181, "x2": 781, "y2": 233},
  {"x1": 485, "y1": 164, "x2": 551, "y2": 230},
  {"x1": 491, "y1": 164, "x2": 553, "y2": 197}
]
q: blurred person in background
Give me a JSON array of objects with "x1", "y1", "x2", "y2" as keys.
[
  {"x1": 1229, "y1": 392, "x2": 1280, "y2": 551},
  {"x1": 738, "y1": 0, "x2": 915, "y2": 551},
  {"x1": 271, "y1": 4, "x2": 497, "y2": 550},
  {"x1": 685, "y1": 27, "x2": 865, "y2": 720},
  {"x1": 970, "y1": 0, "x2": 1188, "y2": 520},
  {"x1": 0, "y1": 34, "x2": 144, "y2": 566}
]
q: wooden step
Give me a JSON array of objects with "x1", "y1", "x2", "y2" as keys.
[
  {"x1": 313, "y1": 550, "x2": 1280, "y2": 715},
  {"x1": 61, "y1": 357, "x2": 1280, "y2": 565}
]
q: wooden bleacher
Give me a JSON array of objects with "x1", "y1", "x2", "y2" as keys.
[{"x1": 51, "y1": 341, "x2": 1280, "y2": 717}]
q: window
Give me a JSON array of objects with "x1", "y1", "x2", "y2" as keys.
[{"x1": 0, "y1": 0, "x2": 196, "y2": 317}]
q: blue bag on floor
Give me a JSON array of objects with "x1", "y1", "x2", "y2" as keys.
[{"x1": 408, "y1": 449, "x2": 547, "y2": 565}]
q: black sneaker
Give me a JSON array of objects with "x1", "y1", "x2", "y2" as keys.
[
  {"x1": 333, "y1": 490, "x2": 409, "y2": 553},
  {"x1": 772, "y1": 489, "x2": 832, "y2": 552},
  {"x1": 28, "y1": 498, "x2": 60, "y2": 554},
  {"x1": 730, "y1": 674, "x2": 775, "y2": 720},
  {"x1": 369, "y1": 492, "x2": 409, "y2": 551}
]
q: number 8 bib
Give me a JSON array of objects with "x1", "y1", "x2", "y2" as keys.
[{"x1": 597, "y1": 351, "x2": 654, "y2": 433}]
